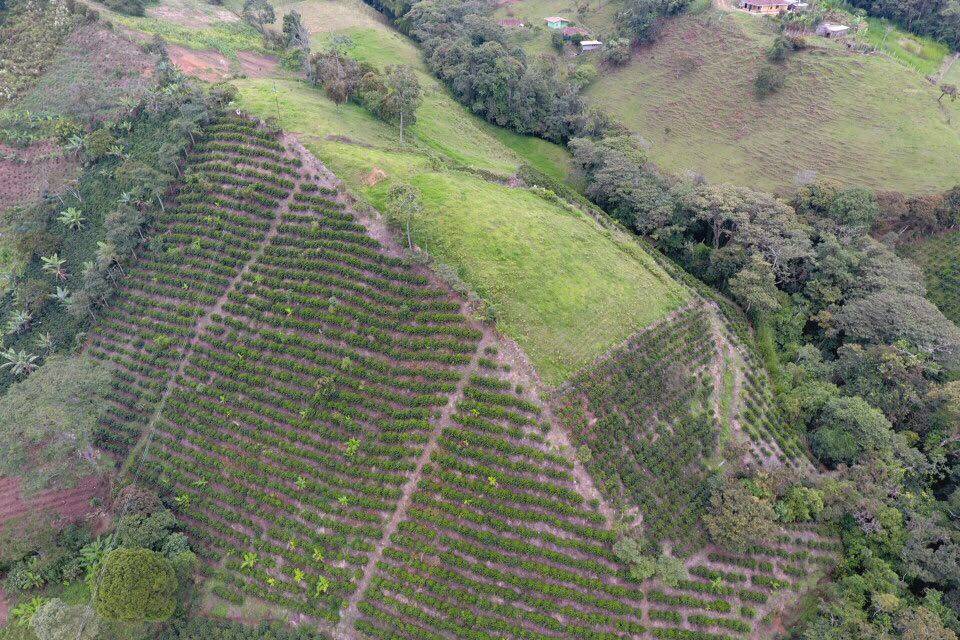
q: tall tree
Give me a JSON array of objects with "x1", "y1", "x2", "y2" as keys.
[
  {"x1": 379, "y1": 65, "x2": 423, "y2": 144},
  {"x1": 282, "y1": 10, "x2": 310, "y2": 49},
  {"x1": 242, "y1": 0, "x2": 275, "y2": 32}
]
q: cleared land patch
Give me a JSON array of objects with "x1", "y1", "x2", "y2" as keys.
[
  {"x1": 0, "y1": 140, "x2": 77, "y2": 213},
  {"x1": 12, "y1": 23, "x2": 156, "y2": 122}
]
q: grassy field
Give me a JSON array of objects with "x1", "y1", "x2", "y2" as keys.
[
  {"x1": 861, "y1": 16, "x2": 951, "y2": 77},
  {"x1": 578, "y1": 9, "x2": 960, "y2": 192}
]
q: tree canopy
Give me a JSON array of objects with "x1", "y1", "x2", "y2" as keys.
[
  {"x1": 93, "y1": 548, "x2": 177, "y2": 622},
  {"x1": 0, "y1": 355, "x2": 111, "y2": 493}
]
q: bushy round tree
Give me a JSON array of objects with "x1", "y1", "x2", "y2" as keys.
[{"x1": 93, "y1": 548, "x2": 176, "y2": 622}]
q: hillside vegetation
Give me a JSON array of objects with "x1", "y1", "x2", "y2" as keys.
[
  {"x1": 581, "y1": 8, "x2": 960, "y2": 192},
  {"x1": 77, "y1": 114, "x2": 837, "y2": 640},
  {"x1": 900, "y1": 231, "x2": 960, "y2": 326}
]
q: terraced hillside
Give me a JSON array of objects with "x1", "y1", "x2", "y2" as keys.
[
  {"x1": 87, "y1": 115, "x2": 487, "y2": 622},
  {"x1": 900, "y1": 231, "x2": 960, "y2": 326},
  {"x1": 554, "y1": 302, "x2": 811, "y2": 552},
  {"x1": 82, "y1": 114, "x2": 834, "y2": 638}
]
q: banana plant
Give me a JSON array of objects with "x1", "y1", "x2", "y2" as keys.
[
  {"x1": 57, "y1": 207, "x2": 85, "y2": 230},
  {"x1": 10, "y1": 596, "x2": 45, "y2": 627},
  {"x1": 345, "y1": 438, "x2": 360, "y2": 457},
  {"x1": 5, "y1": 309, "x2": 31, "y2": 336},
  {"x1": 40, "y1": 253, "x2": 67, "y2": 280},
  {"x1": 0, "y1": 348, "x2": 38, "y2": 377},
  {"x1": 314, "y1": 576, "x2": 330, "y2": 597}
]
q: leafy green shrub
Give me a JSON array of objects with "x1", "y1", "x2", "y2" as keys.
[
  {"x1": 93, "y1": 548, "x2": 176, "y2": 622},
  {"x1": 99, "y1": 0, "x2": 144, "y2": 16},
  {"x1": 754, "y1": 64, "x2": 786, "y2": 98}
]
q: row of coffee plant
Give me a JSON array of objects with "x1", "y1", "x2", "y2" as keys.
[
  {"x1": 354, "y1": 360, "x2": 772, "y2": 639},
  {"x1": 87, "y1": 116, "x2": 297, "y2": 458},
  {"x1": 555, "y1": 305, "x2": 721, "y2": 552},
  {"x1": 92, "y1": 114, "x2": 487, "y2": 626}
]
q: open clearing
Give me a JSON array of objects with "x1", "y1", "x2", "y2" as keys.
[{"x1": 166, "y1": 44, "x2": 278, "y2": 81}]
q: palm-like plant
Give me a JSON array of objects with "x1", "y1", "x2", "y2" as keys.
[
  {"x1": 314, "y1": 576, "x2": 330, "y2": 597},
  {"x1": 10, "y1": 596, "x2": 45, "y2": 627},
  {"x1": 35, "y1": 332, "x2": 54, "y2": 354},
  {"x1": 49, "y1": 286, "x2": 71, "y2": 307},
  {"x1": 79, "y1": 535, "x2": 114, "y2": 581},
  {"x1": 5, "y1": 309, "x2": 31, "y2": 336},
  {"x1": 64, "y1": 134, "x2": 84, "y2": 154},
  {"x1": 95, "y1": 241, "x2": 118, "y2": 272},
  {"x1": 0, "y1": 348, "x2": 39, "y2": 377},
  {"x1": 240, "y1": 551, "x2": 258, "y2": 571},
  {"x1": 58, "y1": 207, "x2": 86, "y2": 230},
  {"x1": 40, "y1": 253, "x2": 68, "y2": 280}
]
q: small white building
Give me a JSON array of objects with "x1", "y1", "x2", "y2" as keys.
[
  {"x1": 816, "y1": 22, "x2": 850, "y2": 38},
  {"x1": 580, "y1": 40, "x2": 603, "y2": 52}
]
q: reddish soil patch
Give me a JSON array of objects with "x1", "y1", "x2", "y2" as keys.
[
  {"x1": 363, "y1": 167, "x2": 388, "y2": 186},
  {"x1": 237, "y1": 51, "x2": 279, "y2": 77},
  {"x1": 0, "y1": 588, "x2": 8, "y2": 627},
  {"x1": 0, "y1": 142, "x2": 78, "y2": 212},
  {"x1": 167, "y1": 45, "x2": 232, "y2": 82},
  {"x1": 167, "y1": 45, "x2": 279, "y2": 82},
  {"x1": 0, "y1": 474, "x2": 107, "y2": 525}
]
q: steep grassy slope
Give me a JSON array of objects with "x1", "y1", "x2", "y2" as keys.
[
  {"x1": 583, "y1": 9, "x2": 960, "y2": 192},
  {"x1": 235, "y1": 76, "x2": 687, "y2": 384},
  {"x1": 89, "y1": 0, "x2": 685, "y2": 385}
]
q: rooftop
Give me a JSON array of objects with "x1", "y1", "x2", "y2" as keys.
[
  {"x1": 544, "y1": 16, "x2": 570, "y2": 22},
  {"x1": 562, "y1": 26, "x2": 590, "y2": 36}
]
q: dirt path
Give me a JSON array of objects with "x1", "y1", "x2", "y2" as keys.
[
  {"x1": 936, "y1": 52, "x2": 960, "y2": 83},
  {"x1": 121, "y1": 153, "x2": 300, "y2": 476},
  {"x1": 334, "y1": 332, "x2": 489, "y2": 639},
  {"x1": 0, "y1": 588, "x2": 8, "y2": 626},
  {"x1": 541, "y1": 400, "x2": 617, "y2": 527}
]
